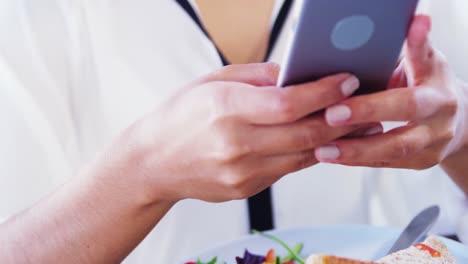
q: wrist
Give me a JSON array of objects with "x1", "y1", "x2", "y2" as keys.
[
  {"x1": 89, "y1": 124, "x2": 180, "y2": 209},
  {"x1": 440, "y1": 79, "x2": 468, "y2": 161},
  {"x1": 440, "y1": 145, "x2": 468, "y2": 196},
  {"x1": 440, "y1": 79, "x2": 468, "y2": 195}
]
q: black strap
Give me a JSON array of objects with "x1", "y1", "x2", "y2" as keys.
[{"x1": 176, "y1": 0, "x2": 294, "y2": 231}]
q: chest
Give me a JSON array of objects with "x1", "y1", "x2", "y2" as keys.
[{"x1": 194, "y1": 0, "x2": 275, "y2": 64}]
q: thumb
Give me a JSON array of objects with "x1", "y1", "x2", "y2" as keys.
[
  {"x1": 404, "y1": 15, "x2": 434, "y2": 86},
  {"x1": 388, "y1": 59, "x2": 408, "y2": 89}
]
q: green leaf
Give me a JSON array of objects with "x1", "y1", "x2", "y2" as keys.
[
  {"x1": 282, "y1": 243, "x2": 304, "y2": 262},
  {"x1": 196, "y1": 257, "x2": 217, "y2": 264},
  {"x1": 207, "y1": 257, "x2": 218, "y2": 264},
  {"x1": 252, "y1": 230, "x2": 305, "y2": 264}
]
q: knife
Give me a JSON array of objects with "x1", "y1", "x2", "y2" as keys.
[{"x1": 386, "y1": 205, "x2": 440, "y2": 255}]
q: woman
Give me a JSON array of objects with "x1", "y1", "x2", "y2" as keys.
[{"x1": 0, "y1": 0, "x2": 467, "y2": 263}]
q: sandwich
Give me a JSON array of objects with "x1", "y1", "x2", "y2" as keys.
[{"x1": 306, "y1": 236, "x2": 457, "y2": 264}]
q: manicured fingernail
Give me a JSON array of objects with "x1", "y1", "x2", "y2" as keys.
[
  {"x1": 316, "y1": 145, "x2": 341, "y2": 160},
  {"x1": 341, "y1": 76, "x2": 360, "y2": 97},
  {"x1": 364, "y1": 126, "x2": 383, "y2": 136},
  {"x1": 267, "y1": 62, "x2": 280, "y2": 70},
  {"x1": 326, "y1": 105, "x2": 352, "y2": 124}
]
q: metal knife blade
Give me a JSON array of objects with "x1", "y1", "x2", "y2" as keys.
[{"x1": 386, "y1": 205, "x2": 440, "y2": 255}]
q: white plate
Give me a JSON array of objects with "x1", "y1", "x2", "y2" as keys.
[{"x1": 180, "y1": 225, "x2": 468, "y2": 263}]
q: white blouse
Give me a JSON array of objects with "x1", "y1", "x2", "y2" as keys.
[{"x1": 0, "y1": 0, "x2": 467, "y2": 263}]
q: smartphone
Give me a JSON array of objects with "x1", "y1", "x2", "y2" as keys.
[{"x1": 278, "y1": 0, "x2": 420, "y2": 94}]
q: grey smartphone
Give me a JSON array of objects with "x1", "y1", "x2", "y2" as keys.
[{"x1": 278, "y1": 0, "x2": 420, "y2": 94}]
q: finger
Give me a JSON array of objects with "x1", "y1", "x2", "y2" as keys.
[
  {"x1": 197, "y1": 63, "x2": 280, "y2": 86},
  {"x1": 248, "y1": 116, "x2": 362, "y2": 155},
  {"x1": 230, "y1": 150, "x2": 318, "y2": 198},
  {"x1": 229, "y1": 73, "x2": 360, "y2": 125},
  {"x1": 404, "y1": 15, "x2": 434, "y2": 84},
  {"x1": 325, "y1": 87, "x2": 444, "y2": 126},
  {"x1": 212, "y1": 150, "x2": 316, "y2": 200},
  {"x1": 257, "y1": 150, "x2": 318, "y2": 183},
  {"x1": 315, "y1": 125, "x2": 433, "y2": 164},
  {"x1": 344, "y1": 123, "x2": 383, "y2": 138},
  {"x1": 333, "y1": 152, "x2": 438, "y2": 170},
  {"x1": 323, "y1": 161, "x2": 395, "y2": 168}
]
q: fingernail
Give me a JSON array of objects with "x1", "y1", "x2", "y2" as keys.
[
  {"x1": 316, "y1": 145, "x2": 341, "y2": 160},
  {"x1": 326, "y1": 105, "x2": 352, "y2": 124},
  {"x1": 267, "y1": 62, "x2": 280, "y2": 70},
  {"x1": 364, "y1": 126, "x2": 383, "y2": 136},
  {"x1": 341, "y1": 76, "x2": 360, "y2": 97}
]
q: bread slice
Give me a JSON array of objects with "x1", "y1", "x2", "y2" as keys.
[
  {"x1": 376, "y1": 236, "x2": 457, "y2": 264},
  {"x1": 305, "y1": 236, "x2": 457, "y2": 264},
  {"x1": 306, "y1": 254, "x2": 375, "y2": 264}
]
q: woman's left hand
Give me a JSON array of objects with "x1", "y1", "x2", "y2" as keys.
[{"x1": 314, "y1": 15, "x2": 468, "y2": 171}]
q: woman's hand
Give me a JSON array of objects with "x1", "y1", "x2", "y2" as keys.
[
  {"x1": 116, "y1": 63, "x2": 363, "y2": 204},
  {"x1": 2, "y1": 63, "x2": 365, "y2": 264},
  {"x1": 314, "y1": 16, "x2": 468, "y2": 176}
]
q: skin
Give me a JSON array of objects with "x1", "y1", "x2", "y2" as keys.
[
  {"x1": 195, "y1": 0, "x2": 274, "y2": 64},
  {"x1": 0, "y1": 64, "x2": 363, "y2": 263},
  {"x1": 1, "y1": 3, "x2": 466, "y2": 264},
  {"x1": 315, "y1": 16, "x2": 468, "y2": 194}
]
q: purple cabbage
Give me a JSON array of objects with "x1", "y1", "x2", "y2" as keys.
[{"x1": 235, "y1": 250, "x2": 266, "y2": 264}]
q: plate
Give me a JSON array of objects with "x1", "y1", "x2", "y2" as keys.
[{"x1": 180, "y1": 224, "x2": 468, "y2": 263}]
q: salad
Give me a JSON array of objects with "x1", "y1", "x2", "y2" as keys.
[
  {"x1": 185, "y1": 230, "x2": 305, "y2": 264},
  {"x1": 184, "y1": 232, "x2": 458, "y2": 264}
]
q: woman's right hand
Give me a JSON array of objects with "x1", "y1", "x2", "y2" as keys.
[{"x1": 112, "y1": 63, "x2": 362, "y2": 204}]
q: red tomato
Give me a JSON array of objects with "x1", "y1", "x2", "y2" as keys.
[{"x1": 414, "y1": 243, "x2": 442, "y2": 258}]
